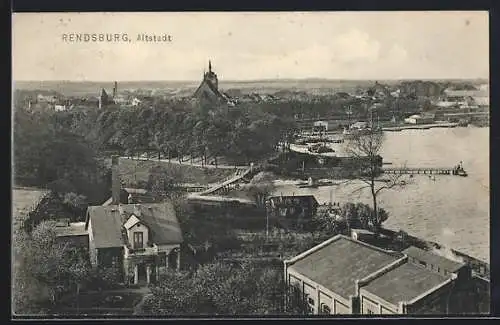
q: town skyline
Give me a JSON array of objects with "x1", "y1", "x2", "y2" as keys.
[
  {"x1": 13, "y1": 11, "x2": 489, "y2": 81},
  {"x1": 13, "y1": 76, "x2": 490, "y2": 83}
]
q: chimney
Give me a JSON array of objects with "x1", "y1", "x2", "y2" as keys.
[
  {"x1": 133, "y1": 204, "x2": 141, "y2": 217},
  {"x1": 111, "y1": 155, "x2": 121, "y2": 205},
  {"x1": 113, "y1": 81, "x2": 117, "y2": 98}
]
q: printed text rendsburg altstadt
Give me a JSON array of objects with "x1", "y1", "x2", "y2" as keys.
[{"x1": 61, "y1": 33, "x2": 173, "y2": 43}]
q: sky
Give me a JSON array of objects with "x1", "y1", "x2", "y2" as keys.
[{"x1": 12, "y1": 11, "x2": 489, "y2": 81}]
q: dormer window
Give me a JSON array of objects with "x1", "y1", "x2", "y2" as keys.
[
  {"x1": 133, "y1": 232, "x2": 144, "y2": 249},
  {"x1": 124, "y1": 214, "x2": 149, "y2": 249}
]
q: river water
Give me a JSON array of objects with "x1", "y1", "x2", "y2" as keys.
[{"x1": 273, "y1": 127, "x2": 490, "y2": 263}]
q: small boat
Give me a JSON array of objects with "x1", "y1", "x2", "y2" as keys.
[{"x1": 452, "y1": 169, "x2": 468, "y2": 177}]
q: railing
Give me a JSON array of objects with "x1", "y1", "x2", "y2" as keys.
[{"x1": 124, "y1": 244, "x2": 158, "y2": 257}]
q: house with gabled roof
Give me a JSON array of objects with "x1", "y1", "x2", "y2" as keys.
[
  {"x1": 85, "y1": 203, "x2": 183, "y2": 285},
  {"x1": 84, "y1": 156, "x2": 184, "y2": 285}
]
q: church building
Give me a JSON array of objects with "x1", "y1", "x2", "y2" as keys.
[{"x1": 193, "y1": 60, "x2": 234, "y2": 106}]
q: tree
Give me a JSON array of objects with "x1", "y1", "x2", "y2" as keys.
[
  {"x1": 137, "y1": 261, "x2": 297, "y2": 316},
  {"x1": 146, "y1": 165, "x2": 185, "y2": 200},
  {"x1": 245, "y1": 172, "x2": 276, "y2": 208},
  {"x1": 343, "y1": 129, "x2": 408, "y2": 232},
  {"x1": 13, "y1": 109, "x2": 111, "y2": 206},
  {"x1": 338, "y1": 202, "x2": 390, "y2": 233},
  {"x1": 13, "y1": 221, "x2": 92, "y2": 314}
]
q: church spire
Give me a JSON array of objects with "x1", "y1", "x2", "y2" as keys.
[{"x1": 209, "y1": 60, "x2": 212, "y2": 73}]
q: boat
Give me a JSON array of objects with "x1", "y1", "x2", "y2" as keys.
[
  {"x1": 452, "y1": 163, "x2": 468, "y2": 177},
  {"x1": 342, "y1": 126, "x2": 382, "y2": 138},
  {"x1": 308, "y1": 143, "x2": 335, "y2": 154}
]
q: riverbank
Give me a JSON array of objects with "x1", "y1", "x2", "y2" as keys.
[
  {"x1": 273, "y1": 127, "x2": 489, "y2": 263},
  {"x1": 382, "y1": 122, "x2": 459, "y2": 131}
]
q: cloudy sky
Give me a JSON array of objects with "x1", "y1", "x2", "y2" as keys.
[{"x1": 12, "y1": 11, "x2": 489, "y2": 81}]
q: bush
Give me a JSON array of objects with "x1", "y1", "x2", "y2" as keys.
[
  {"x1": 138, "y1": 261, "x2": 296, "y2": 315},
  {"x1": 87, "y1": 266, "x2": 123, "y2": 291}
]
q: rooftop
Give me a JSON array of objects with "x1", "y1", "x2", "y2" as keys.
[
  {"x1": 268, "y1": 195, "x2": 318, "y2": 205},
  {"x1": 287, "y1": 235, "x2": 402, "y2": 300},
  {"x1": 403, "y1": 246, "x2": 465, "y2": 273},
  {"x1": 361, "y1": 262, "x2": 450, "y2": 306},
  {"x1": 55, "y1": 222, "x2": 88, "y2": 237},
  {"x1": 85, "y1": 202, "x2": 183, "y2": 248}
]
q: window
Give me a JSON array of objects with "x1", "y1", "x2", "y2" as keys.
[
  {"x1": 320, "y1": 304, "x2": 331, "y2": 315},
  {"x1": 133, "y1": 232, "x2": 144, "y2": 249}
]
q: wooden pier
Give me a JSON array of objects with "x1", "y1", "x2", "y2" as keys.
[{"x1": 382, "y1": 167, "x2": 464, "y2": 176}]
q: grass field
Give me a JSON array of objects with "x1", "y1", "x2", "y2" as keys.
[
  {"x1": 12, "y1": 187, "x2": 49, "y2": 231},
  {"x1": 115, "y1": 158, "x2": 237, "y2": 186}
]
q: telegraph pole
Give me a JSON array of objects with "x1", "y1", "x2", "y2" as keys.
[{"x1": 265, "y1": 199, "x2": 270, "y2": 241}]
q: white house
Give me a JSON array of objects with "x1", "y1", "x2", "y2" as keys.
[
  {"x1": 132, "y1": 97, "x2": 142, "y2": 106},
  {"x1": 313, "y1": 121, "x2": 331, "y2": 131},
  {"x1": 350, "y1": 121, "x2": 369, "y2": 130},
  {"x1": 404, "y1": 114, "x2": 435, "y2": 125}
]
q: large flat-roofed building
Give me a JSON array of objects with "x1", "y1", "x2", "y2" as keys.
[
  {"x1": 284, "y1": 235, "x2": 481, "y2": 315},
  {"x1": 284, "y1": 235, "x2": 403, "y2": 314}
]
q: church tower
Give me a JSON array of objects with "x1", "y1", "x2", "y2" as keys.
[{"x1": 203, "y1": 60, "x2": 218, "y2": 90}]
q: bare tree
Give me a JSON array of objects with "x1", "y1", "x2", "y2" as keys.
[
  {"x1": 245, "y1": 172, "x2": 276, "y2": 208},
  {"x1": 343, "y1": 129, "x2": 408, "y2": 231}
]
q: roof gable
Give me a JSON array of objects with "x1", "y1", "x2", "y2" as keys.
[
  {"x1": 124, "y1": 214, "x2": 141, "y2": 230},
  {"x1": 86, "y1": 206, "x2": 125, "y2": 248}
]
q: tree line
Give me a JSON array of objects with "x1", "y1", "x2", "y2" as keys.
[{"x1": 43, "y1": 100, "x2": 297, "y2": 166}]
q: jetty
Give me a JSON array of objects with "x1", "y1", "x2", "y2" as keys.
[{"x1": 382, "y1": 166, "x2": 467, "y2": 176}]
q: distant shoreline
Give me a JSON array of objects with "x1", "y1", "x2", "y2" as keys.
[{"x1": 13, "y1": 78, "x2": 489, "y2": 84}]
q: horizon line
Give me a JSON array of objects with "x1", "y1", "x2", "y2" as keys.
[{"x1": 14, "y1": 77, "x2": 489, "y2": 83}]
